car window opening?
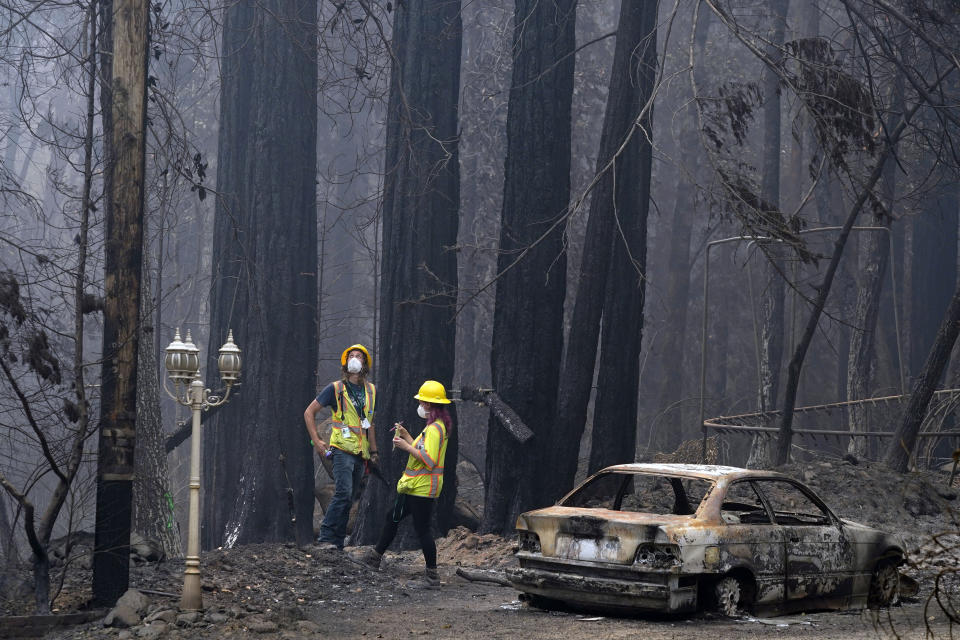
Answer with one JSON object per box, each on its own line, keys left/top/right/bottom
{"left": 561, "top": 472, "right": 712, "bottom": 516}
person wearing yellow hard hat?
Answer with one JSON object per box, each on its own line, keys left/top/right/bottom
{"left": 303, "top": 344, "right": 378, "bottom": 550}
{"left": 350, "top": 380, "right": 452, "bottom": 587}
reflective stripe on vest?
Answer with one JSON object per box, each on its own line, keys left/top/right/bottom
{"left": 400, "top": 421, "right": 447, "bottom": 497}
{"left": 330, "top": 380, "right": 376, "bottom": 457}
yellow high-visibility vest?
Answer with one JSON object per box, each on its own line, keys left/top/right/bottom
{"left": 397, "top": 419, "right": 447, "bottom": 498}
{"left": 329, "top": 380, "right": 376, "bottom": 459}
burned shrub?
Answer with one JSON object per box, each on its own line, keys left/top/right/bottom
{"left": 27, "top": 330, "right": 62, "bottom": 385}
{"left": 0, "top": 271, "right": 27, "bottom": 325}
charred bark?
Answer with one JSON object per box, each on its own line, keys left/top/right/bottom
{"left": 846, "top": 223, "right": 890, "bottom": 458}
{"left": 0, "top": 495, "right": 16, "bottom": 596}
{"left": 746, "top": 0, "right": 789, "bottom": 470}
{"left": 908, "top": 181, "right": 959, "bottom": 378}
{"left": 885, "top": 279, "right": 960, "bottom": 472}
{"left": 133, "top": 265, "right": 181, "bottom": 558}
{"left": 847, "top": 71, "right": 903, "bottom": 457}
{"left": 481, "top": 0, "right": 575, "bottom": 533}
{"left": 92, "top": 0, "right": 149, "bottom": 606}
{"left": 203, "top": 0, "right": 318, "bottom": 548}
{"left": 587, "top": 1, "right": 658, "bottom": 476}
{"left": 846, "top": 111, "right": 898, "bottom": 457}
{"left": 653, "top": 8, "right": 710, "bottom": 454}
{"left": 774, "top": 98, "right": 924, "bottom": 464}
{"left": 352, "top": 0, "right": 461, "bottom": 545}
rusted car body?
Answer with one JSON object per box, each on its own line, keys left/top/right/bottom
{"left": 507, "top": 464, "right": 905, "bottom": 616}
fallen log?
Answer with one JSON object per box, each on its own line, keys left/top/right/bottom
{"left": 0, "top": 611, "right": 106, "bottom": 638}
{"left": 455, "top": 567, "right": 512, "bottom": 587}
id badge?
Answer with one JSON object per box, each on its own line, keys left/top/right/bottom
{"left": 361, "top": 418, "right": 371, "bottom": 429}
{"left": 340, "top": 426, "right": 353, "bottom": 439}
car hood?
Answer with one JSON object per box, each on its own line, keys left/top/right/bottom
{"left": 518, "top": 506, "right": 695, "bottom": 563}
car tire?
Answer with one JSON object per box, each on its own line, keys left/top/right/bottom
{"left": 713, "top": 576, "right": 743, "bottom": 617}
{"left": 868, "top": 560, "right": 900, "bottom": 608}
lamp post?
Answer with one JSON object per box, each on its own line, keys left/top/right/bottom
{"left": 163, "top": 328, "right": 241, "bottom": 611}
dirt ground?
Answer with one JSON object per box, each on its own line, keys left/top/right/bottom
{"left": 13, "top": 540, "right": 954, "bottom": 640}
{"left": 4, "top": 458, "right": 960, "bottom": 639}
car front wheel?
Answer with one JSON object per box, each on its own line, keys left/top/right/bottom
{"left": 713, "top": 576, "right": 743, "bottom": 617}
{"left": 869, "top": 560, "right": 900, "bottom": 608}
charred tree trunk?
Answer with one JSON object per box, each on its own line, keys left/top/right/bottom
{"left": 92, "top": 0, "right": 149, "bottom": 606}
{"left": 748, "top": 256, "right": 785, "bottom": 468}
{"left": 846, "top": 87, "right": 899, "bottom": 457}
{"left": 587, "top": 1, "right": 658, "bottom": 476}
{"left": 481, "top": 0, "right": 575, "bottom": 533}
{"left": 133, "top": 265, "right": 182, "bottom": 558}
{"left": 885, "top": 279, "right": 960, "bottom": 472}
{"left": 846, "top": 222, "right": 891, "bottom": 458}
{"left": 351, "top": 0, "right": 462, "bottom": 545}
{"left": 909, "top": 181, "right": 959, "bottom": 379}
{"left": 774, "top": 95, "right": 925, "bottom": 464}
{"left": 204, "top": 0, "right": 318, "bottom": 547}
{"left": 318, "top": 189, "right": 359, "bottom": 359}
{"left": 653, "top": 7, "right": 710, "bottom": 454}
{"left": 552, "top": 0, "right": 655, "bottom": 493}
{"left": 747, "top": 0, "right": 788, "bottom": 469}
{"left": 0, "top": 495, "right": 16, "bottom": 596}
{"left": 903, "top": 65, "right": 959, "bottom": 381}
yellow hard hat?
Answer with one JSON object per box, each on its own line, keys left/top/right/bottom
{"left": 341, "top": 344, "right": 372, "bottom": 368}
{"left": 414, "top": 380, "right": 451, "bottom": 404}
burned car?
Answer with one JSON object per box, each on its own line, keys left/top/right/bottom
{"left": 507, "top": 464, "right": 906, "bottom": 616}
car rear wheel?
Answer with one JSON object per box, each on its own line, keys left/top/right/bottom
{"left": 869, "top": 560, "right": 900, "bottom": 608}
{"left": 713, "top": 576, "right": 743, "bottom": 617}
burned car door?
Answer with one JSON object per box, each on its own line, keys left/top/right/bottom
{"left": 719, "top": 480, "right": 786, "bottom": 606}
{"left": 754, "top": 479, "right": 854, "bottom": 603}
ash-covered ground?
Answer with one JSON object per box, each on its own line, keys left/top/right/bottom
{"left": 3, "top": 459, "right": 959, "bottom": 639}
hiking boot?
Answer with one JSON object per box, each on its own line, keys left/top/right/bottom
{"left": 405, "top": 567, "right": 441, "bottom": 589}
{"left": 315, "top": 541, "right": 339, "bottom": 551}
{"left": 348, "top": 546, "right": 382, "bottom": 570}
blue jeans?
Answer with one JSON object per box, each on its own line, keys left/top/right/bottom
{"left": 319, "top": 448, "right": 364, "bottom": 547}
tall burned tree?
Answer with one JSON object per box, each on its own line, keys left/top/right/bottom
{"left": 653, "top": 8, "right": 711, "bottom": 454}
{"left": 352, "top": 0, "right": 462, "bottom": 544}
{"left": 588, "top": 1, "right": 658, "bottom": 475}
{"left": 550, "top": 0, "right": 658, "bottom": 492}
{"left": 92, "top": 0, "right": 149, "bottom": 606}
{"left": 747, "top": 0, "right": 789, "bottom": 469}
{"left": 481, "top": 0, "right": 575, "bottom": 533}
{"left": 847, "top": 75, "right": 902, "bottom": 458}
{"left": 203, "top": 0, "right": 317, "bottom": 547}
{"left": 886, "top": 281, "right": 960, "bottom": 472}
{"left": 907, "top": 171, "right": 959, "bottom": 378}
{"left": 133, "top": 265, "right": 181, "bottom": 558}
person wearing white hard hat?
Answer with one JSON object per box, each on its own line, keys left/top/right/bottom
{"left": 303, "top": 344, "right": 378, "bottom": 550}
{"left": 350, "top": 380, "right": 452, "bottom": 587}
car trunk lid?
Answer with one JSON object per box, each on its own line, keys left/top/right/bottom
{"left": 521, "top": 507, "right": 690, "bottom": 564}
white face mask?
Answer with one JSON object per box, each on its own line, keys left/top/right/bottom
{"left": 347, "top": 357, "right": 363, "bottom": 374}
{"left": 417, "top": 405, "right": 428, "bottom": 419}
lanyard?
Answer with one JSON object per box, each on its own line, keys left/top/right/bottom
{"left": 340, "top": 383, "right": 367, "bottom": 421}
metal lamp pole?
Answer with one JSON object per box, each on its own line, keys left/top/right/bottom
{"left": 163, "top": 328, "right": 241, "bottom": 611}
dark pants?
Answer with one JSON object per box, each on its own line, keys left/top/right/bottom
{"left": 319, "top": 448, "right": 364, "bottom": 547}
{"left": 375, "top": 493, "right": 436, "bottom": 568}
